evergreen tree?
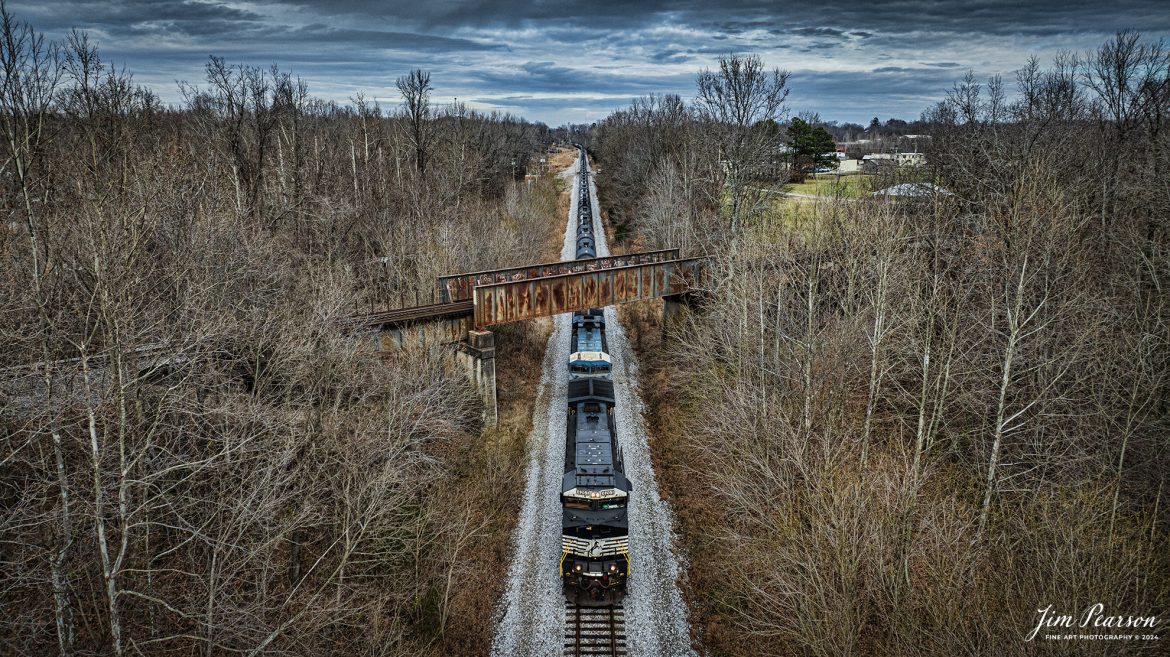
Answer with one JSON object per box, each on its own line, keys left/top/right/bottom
{"left": 788, "top": 117, "right": 838, "bottom": 171}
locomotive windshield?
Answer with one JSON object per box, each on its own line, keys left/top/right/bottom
{"left": 568, "top": 352, "right": 611, "bottom": 377}
{"left": 562, "top": 485, "right": 628, "bottom": 512}
{"left": 562, "top": 497, "right": 626, "bottom": 511}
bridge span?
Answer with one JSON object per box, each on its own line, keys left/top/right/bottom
{"left": 344, "top": 250, "right": 707, "bottom": 426}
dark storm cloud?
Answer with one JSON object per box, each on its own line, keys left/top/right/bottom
{"left": 476, "top": 61, "right": 691, "bottom": 96}
{"left": 20, "top": 1, "right": 502, "bottom": 53}
{"left": 787, "top": 67, "right": 963, "bottom": 120}
{"left": 478, "top": 61, "right": 589, "bottom": 93}
{"left": 788, "top": 27, "right": 848, "bottom": 38}
{"left": 715, "top": 19, "right": 775, "bottom": 35}
{"left": 254, "top": 0, "right": 1170, "bottom": 39}
{"left": 8, "top": 0, "right": 1170, "bottom": 125}
{"left": 16, "top": 0, "right": 264, "bottom": 33}
{"left": 650, "top": 50, "right": 694, "bottom": 65}
{"left": 273, "top": 25, "right": 504, "bottom": 53}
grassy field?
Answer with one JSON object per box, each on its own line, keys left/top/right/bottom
{"left": 783, "top": 173, "right": 874, "bottom": 198}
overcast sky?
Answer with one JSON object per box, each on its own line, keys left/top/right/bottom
{"left": 11, "top": 1, "right": 1170, "bottom": 126}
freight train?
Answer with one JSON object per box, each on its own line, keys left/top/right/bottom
{"left": 560, "top": 146, "right": 631, "bottom": 605}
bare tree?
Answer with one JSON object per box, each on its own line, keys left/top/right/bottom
{"left": 181, "top": 58, "right": 292, "bottom": 221}
{"left": 0, "top": 5, "right": 73, "bottom": 654}
{"left": 693, "top": 54, "right": 790, "bottom": 234}
{"left": 0, "top": 15, "right": 553, "bottom": 653}
{"left": 597, "top": 34, "right": 1170, "bottom": 657}
{"left": 397, "top": 68, "right": 433, "bottom": 175}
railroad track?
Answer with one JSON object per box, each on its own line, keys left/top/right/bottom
{"left": 337, "top": 299, "right": 474, "bottom": 331}
{"left": 564, "top": 601, "right": 626, "bottom": 657}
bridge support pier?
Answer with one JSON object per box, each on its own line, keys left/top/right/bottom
{"left": 457, "top": 330, "right": 498, "bottom": 428}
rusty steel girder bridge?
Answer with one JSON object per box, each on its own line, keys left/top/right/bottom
{"left": 436, "top": 249, "right": 680, "bottom": 305}
{"left": 470, "top": 256, "right": 702, "bottom": 328}
{"left": 344, "top": 249, "right": 708, "bottom": 426}
{"left": 347, "top": 249, "right": 705, "bottom": 334}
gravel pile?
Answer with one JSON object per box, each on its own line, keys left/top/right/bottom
{"left": 491, "top": 156, "right": 696, "bottom": 657}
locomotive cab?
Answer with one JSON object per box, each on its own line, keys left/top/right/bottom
{"left": 560, "top": 478, "right": 631, "bottom": 605}
{"left": 560, "top": 397, "right": 630, "bottom": 605}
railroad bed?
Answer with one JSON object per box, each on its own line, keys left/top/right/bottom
{"left": 564, "top": 601, "right": 626, "bottom": 657}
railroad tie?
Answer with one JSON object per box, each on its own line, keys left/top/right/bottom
{"left": 563, "top": 600, "right": 626, "bottom": 657}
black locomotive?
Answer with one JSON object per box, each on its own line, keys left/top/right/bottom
{"left": 560, "top": 146, "right": 630, "bottom": 605}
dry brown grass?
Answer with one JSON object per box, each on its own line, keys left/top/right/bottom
{"left": 617, "top": 301, "right": 725, "bottom": 651}
{"left": 548, "top": 146, "right": 579, "bottom": 172}
{"left": 436, "top": 316, "right": 551, "bottom": 656}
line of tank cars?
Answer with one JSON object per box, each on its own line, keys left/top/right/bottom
{"left": 559, "top": 145, "right": 631, "bottom": 606}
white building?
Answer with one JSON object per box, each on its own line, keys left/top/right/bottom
{"left": 895, "top": 152, "right": 926, "bottom": 167}
{"left": 861, "top": 152, "right": 926, "bottom": 170}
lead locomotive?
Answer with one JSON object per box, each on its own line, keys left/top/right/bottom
{"left": 560, "top": 146, "right": 630, "bottom": 605}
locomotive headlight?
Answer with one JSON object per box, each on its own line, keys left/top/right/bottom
{"left": 609, "top": 564, "right": 617, "bottom": 572}
{"left": 574, "top": 564, "right": 582, "bottom": 572}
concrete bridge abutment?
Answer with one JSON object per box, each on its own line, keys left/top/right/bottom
{"left": 457, "top": 330, "right": 498, "bottom": 428}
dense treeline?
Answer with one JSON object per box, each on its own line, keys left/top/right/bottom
{"left": 0, "top": 5, "right": 554, "bottom": 655}
{"left": 590, "top": 93, "right": 721, "bottom": 247}
{"left": 600, "top": 37, "right": 1169, "bottom": 655}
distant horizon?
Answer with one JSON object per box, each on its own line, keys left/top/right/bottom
{"left": 11, "top": 1, "right": 1170, "bottom": 127}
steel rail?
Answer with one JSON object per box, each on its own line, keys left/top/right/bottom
{"left": 338, "top": 299, "right": 474, "bottom": 331}
{"left": 563, "top": 601, "right": 626, "bottom": 657}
